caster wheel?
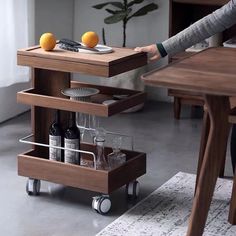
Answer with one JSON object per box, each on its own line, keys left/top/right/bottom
{"left": 26, "top": 178, "right": 41, "bottom": 196}
{"left": 92, "top": 195, "right": 111, "bottom": 214}
{"left": 126, "top": 180, "right": 140, "bottom": 199}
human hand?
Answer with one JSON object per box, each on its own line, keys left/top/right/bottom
{"left": 134, "top": 44, "right": 161, "bottom": 62}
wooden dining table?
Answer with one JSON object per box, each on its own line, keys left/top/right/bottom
{"left": 141, "top": 47, "right": 236, "bottom": 236}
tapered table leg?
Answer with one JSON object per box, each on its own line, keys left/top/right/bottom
{"left": 187, "top": 95, "right": 230, "bottom": 236}
{"left": 195, "top": 110, "right": 210, "bottom": 195}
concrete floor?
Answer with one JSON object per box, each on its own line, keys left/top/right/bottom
{"left": 0, "top": 101, "right": 233, "bottom": 236}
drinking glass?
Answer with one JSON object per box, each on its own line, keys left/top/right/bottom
{"left": 89, "top": 115, "right": 100, "bottom": 143}
{"left": 76, "top": 112, "right": 88, "bottom": 141}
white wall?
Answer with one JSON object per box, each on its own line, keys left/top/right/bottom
{"left": 35, "top": 0, "right": 74, "bottom": 41}
{"left": 73, "top": 0, "right": 171, "bottom": 102}
{"left": 0, "top": 84, "right": 30, "bottom": 123}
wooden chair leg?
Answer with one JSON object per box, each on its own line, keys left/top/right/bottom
{"left": 229, "top": 170, "right": 236, "bottom": 224}
{"left": 174, "top": 97, "right": 181, "bottom": 120}
{"left": 191, "top": 105, "right": 197, "bottom": 118}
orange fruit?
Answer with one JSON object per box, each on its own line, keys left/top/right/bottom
{"left": 39, "top": 33, "right": 56, "bottom": 51}
{"left": 81, "top": 31, "right": 99, "bottom": 48}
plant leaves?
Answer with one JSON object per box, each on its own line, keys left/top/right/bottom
{"left": 104, "top": 12, "right": 127, "bottom": 24}
{"left": 127, "top": 0, "right": 144, "bottom": 8}
{"left": 105, "top": 8, "right": 116, "bottom": 14}
{"left": 128, "top": 3, "right": 158, "bottom": 18}
{"left": 92, "top": 2, "right": 124, "bottom": 10}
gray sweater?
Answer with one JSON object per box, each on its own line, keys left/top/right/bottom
{"left": 162, "top": 0, "right": 236, "bottom": 57}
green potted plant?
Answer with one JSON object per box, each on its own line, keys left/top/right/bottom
{"left": 92, "top": 0, "right": 158, "bottom": 47}
{"left": 92, "top": 0, "right": 158, "bottom": 111}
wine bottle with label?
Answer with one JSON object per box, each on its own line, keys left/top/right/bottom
{"left": 49, "top": 110, "right": 63, "bottom": 162}
{"left": 64, "top": 112, "right": 80, "bottom": 165}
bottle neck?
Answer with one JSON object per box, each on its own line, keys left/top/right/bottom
{"left": 69, "top": 112, "right": 76, "bottom": 127}
{"left": 55, "top": 110, "right": 60, "bottom": 124}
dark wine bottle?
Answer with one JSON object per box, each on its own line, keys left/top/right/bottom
{"left": 49, "top": 110, "right": 63, "bottom": 162}
{"left": 64, "top": 112, "right": 80, "bottom": 164}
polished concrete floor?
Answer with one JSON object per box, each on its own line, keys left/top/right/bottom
{"left": 0, "top": 101, "right": 233, "bottom": 236}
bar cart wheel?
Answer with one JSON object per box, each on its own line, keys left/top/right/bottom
{"left": 26, "top": 178, "right": 41, "bottom": 196}
{"left": 92, "top": 195, "right": 111, "bottom": 214}
{"left": 126, "top": 180, "right": 140, "bottom": 199}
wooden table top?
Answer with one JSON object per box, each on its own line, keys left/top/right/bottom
{"left": 17, "top": 44, "right": 147, "bottom": 77}
{"left": 172, "top": 0, "right": 229, "bottom": 6}
{"left": 142, "top": 47, "right": 236, "bottom": 97}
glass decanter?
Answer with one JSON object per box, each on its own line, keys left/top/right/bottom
{"left": 107, "top": 136, "right": 126, "bottom": 169}
{"left": 89, "top": 115, "right": 100, "bottom": 144}
{"left": 95, "top": 128, "right": 109, "bottom": 170}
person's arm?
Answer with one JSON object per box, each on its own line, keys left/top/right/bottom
{"left": 163, "top": 0, "right": 236, "bottom": 56}
{"left": 135, "top": 0, "right": 236, "bottom": 60}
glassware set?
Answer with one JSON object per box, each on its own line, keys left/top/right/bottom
{"left": 61, "top": 87, "right": 129, "bottom": 170}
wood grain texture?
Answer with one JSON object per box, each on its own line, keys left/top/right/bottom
{"left": 171, "top": 0, "right": 229, "bottom": 6}
{"left": 170, "top": 51, "right": 197, "bottom": 62}
{"left": 143, "top": 48, "right": 236, "bottom": 97}
{"left": 195, "top": 111, "right": 210, "bottom": 196}
{"left": 32, "top": 69, "right": 70, "bottom": 156}
{"left": 17, "top": 45, "right": 147, "bottom": 77}
{"left": 196, "top": 110, "right": 227, "bottom": 191}
{"left": 18, "top": 144, "right": 146, "bottom": 194}
{"left": 187, "top": 95, "right": 230, "bottom": 236}
{"left": 18, "top": 150, "right": 109, "bottom": 193}
{"left": 17, "top": 81, "right": 146, "bottom": 117}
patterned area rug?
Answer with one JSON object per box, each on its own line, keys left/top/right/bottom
{"left": 96, "top": 172, "right": 236, "bottom": 236}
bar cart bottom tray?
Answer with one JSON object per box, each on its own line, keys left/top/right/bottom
{"left": 18, "top": 143, "right": 146, "bottom": 214}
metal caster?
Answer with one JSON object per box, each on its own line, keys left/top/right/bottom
{"left": 92, "top": 195, "right": 111, "bottom": 214}
{"left": 26, "top": 178, "right": 41, "bottom": 196}
{"left": 126, "top": 180, "right": 140, "bottom": 199}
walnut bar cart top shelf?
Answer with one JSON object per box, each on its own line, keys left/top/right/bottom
{"left": 17, "top": 44, "right": 147, "bottom": 77}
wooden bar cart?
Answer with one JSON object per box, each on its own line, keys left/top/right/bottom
{"left": 17, "top": 44, "right": 147, "bottom": 214}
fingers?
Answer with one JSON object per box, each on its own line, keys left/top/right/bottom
{"left": 134, "top": 46, "right": 152, "bottom": 53}
{"left": 134, "top": 45, "right": 161, "bottom": 63}
{"left": 134, "top": 44, "right": 158, "bottom": 55}
{"left": 149, "top": 54, "right": 161, "bottom": 62}
{"left": 134, "top": 47, "right": 141, "bottom": 52}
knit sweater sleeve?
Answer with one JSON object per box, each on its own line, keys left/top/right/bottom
{"left": 162, "top": 0, "right": 236, "bottom": 57}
